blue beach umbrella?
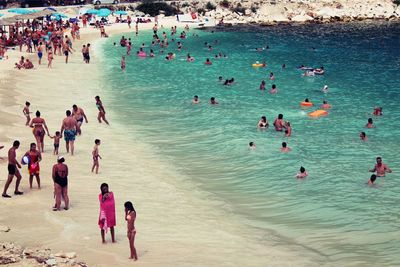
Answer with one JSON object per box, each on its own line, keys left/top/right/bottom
{"left": 97, "top": 8, "right": 111, "bottom": 17}
{"left": 114, "top": 10, "right": 127, "bottom": 15}
{"left": 8, "top": 8, "right": 36, "bottom": 14}
{"left": 86, "top": 9, "right": 99, "bottom": 15}
{"left": 44, "top": 7, "right": 57, "bottom": 11}
{"left": 51, "top": 13, "right": 68, "bottom": 20}
{"left": 0, "top": 13, "right": 3, "bottom": 17}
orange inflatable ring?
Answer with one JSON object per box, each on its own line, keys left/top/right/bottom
{"left": 300, "top": 102, "right": 313, "bottom": 107}
{"left": 308, "top": 110, "right": 328, "bottom": 117}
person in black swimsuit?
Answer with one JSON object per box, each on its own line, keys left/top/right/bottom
{"left": 52, "top": 156, "right": 69, "bottom": 211}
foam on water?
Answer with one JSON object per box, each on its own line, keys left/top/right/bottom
{"left": 98, "top": 22, "right": 400, "bottom": 266}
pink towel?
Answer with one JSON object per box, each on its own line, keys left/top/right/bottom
{"left": 98, "top": 192, "right": 116, "bottom": 230}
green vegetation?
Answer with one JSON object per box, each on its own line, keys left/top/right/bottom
{"left": 136, "top": 2, "right": 178, "bottom": 16}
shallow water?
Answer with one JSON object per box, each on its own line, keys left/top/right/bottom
{"left": 99, "top": 22, "right": 400, "bottom": 266}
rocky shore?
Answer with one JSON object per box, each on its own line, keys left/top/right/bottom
{"left": 0, "top": 238, "right": 87, "bottom": 267}
{"left": 174, "top": 0, "right": 400, "bottom": 25}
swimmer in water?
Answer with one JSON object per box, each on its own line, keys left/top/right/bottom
{"left": 249, "top": 142, "right": 256, "bottom": 150}
{"left": 369, "top": 157, "right": 392, "bottom": 177}
{"left": 259, "top": 80, "right": 266, "bottom": 90}
{"left": 296, "top": 166, "right": 308, "bottom": 179}
{"left": 186, "top": 53, "right": 194, "bottom": 62}
{"left": 322, "top": 85, "right": 328, "bottom": 93}
{"left": 273, "top": 114, "right": 284, "bottom": 131}
{"left": 209, "top": 97, "right": 219, "bottom": 105}
{"left": 366, "top": 118, "right": 375, "bottom": 128}
{"left": 321, "top": 100, "right": 331, "bottom": 109}
{"left": 258, "top": 116, "right": 269, "bottom": 129}
{"left": 282, "top": 64, "right": 286, "bottom": 69}
{"left": 192, "top": 95, "right": 200, "bottom": 104}
{"left": 269, "top": 84, "right": 277, "bottom": 94}
{"left": 269, "top": 72, "right": 275, "bottom": 80}
{"left": 205, "top": 58, "right": 212, "bottom": 65}
{"left": 360, "top": 132, "right": 368, "bottom": 141}
{"left": 281, "top": 142, "right": 291, "bottom": 152}
{"left": 218, "top": 76, "right": 223, "bottom": 82}
{"left": 121, "top": 56, "right": 126, "bottom": 70}
{"left": 373, "top": 107, "right": 383, "bottom": 116}
{"left": 284, "top": 121, "right": 291, "bottom": 137}
{"left": 367, "top": 174, "right": 377, "bottom": 186}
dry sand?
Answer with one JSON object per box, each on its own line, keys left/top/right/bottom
{"left": 0, "top": 18, "right": 327, "bottom": 266}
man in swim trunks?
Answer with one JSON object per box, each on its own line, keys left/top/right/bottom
{"left": 369, "top": 157, "right": 392, "bottom": 177}
{"left": 72, "top": 104, "right": 88, "bottom": 135}
{"left": 2, "top": 141, "right": 23, "bottom": 198}
{"left": 273, "top": 114, "right": 284, "bottom": 131}
{"left": 61, "top": 110, "right": 78, "bottom": 156}
{"left": 37, "top": 42, "right": 44, "bottom": 65}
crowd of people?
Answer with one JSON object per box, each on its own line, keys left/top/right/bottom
{"left": 0, "top": 16, "right": 138, "bottom": 260}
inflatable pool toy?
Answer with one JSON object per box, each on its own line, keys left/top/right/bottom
{"left": 138, "top": 51, "right": 147, "bottom": 57}
{"left": 22, "top": 155, "right": 30, "bottom": 165}
{"left": 300, "top": 102, "right": 313, "bottom": 107}
{"left": 252, "top": 63, "right": 265, "bottom": 68}
{"left": 308, "top": 110, "right": 328, "bottom": 117}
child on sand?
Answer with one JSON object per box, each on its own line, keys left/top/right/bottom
{"left": 23, "top": 101, "right": 31, "bottom": 126}
{"left": 92, "top": 139, "right": 102, "bottom": 174}
{"left": 49, "top": 131, "right": 61, "bottom": 155}
{"left": 125, "top": 201, "right": 137, "bottom": 261}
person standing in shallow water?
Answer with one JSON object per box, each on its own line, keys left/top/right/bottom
{"left": 125, "top": 201, "right": 137, "bottom": 261}
{"left": 98, "top": 183, "right": 116, "bottom": 243}
{"left": 95, "top": 96, "right": 110, "bottom": 125}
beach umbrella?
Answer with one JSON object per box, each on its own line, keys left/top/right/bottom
{"left": 8, "top": 8, "right": 36, "bottom": 14}
{"left": 44, "top": 7, "right": 57, "bottom": 11}
{"left": 51, "top": 13, "right": 68, "bottom": 20}
{"left": 97, "top": 8, "right": 111, "bottom": 17}
{"left": 69, "top": 18, "right": 79, "bottom": 23}
{"left": 86, "top": 9, "right": 99, "bottom": 15}
{"left": 0, "top": 14, "right": 3, "bottom": 17}
{"left": 114, "top": 10, "right": 127, "bottom": 15}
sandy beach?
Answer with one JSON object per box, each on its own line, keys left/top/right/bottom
{"left": 0, "top": 18, "right": 330, "bottom": 266}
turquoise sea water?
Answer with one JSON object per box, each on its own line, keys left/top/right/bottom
{"left": 99, "top": 22, "right": 400, "bottom": 266}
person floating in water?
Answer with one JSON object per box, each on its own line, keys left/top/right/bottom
{"left": 269, "top": 84, "right": 277, "bottom": 94}
{"left": 259, "top": 80, "right": 266, "bottom": 90}
{"left": 258, "top": 116, "right": 269, "bottom": 129}
{"left": 281, "top": 142, "right": 291, "bottom": 152}
{"left": 209, "top": 97, "right": 219, "bottom": 105}
{"left": 321, "top": 100, "right": 331, "bottom": 109}
{"left": 367, "top": 174, "right": 377, "bottom": 186}
{"left": 249, "top": 142, "right": 256, "bottom": 150}
{"left": 366, "top": 118, "right": 375, "bottom": 128}
{"left": 359, "top": 132, "right": 368, "bottom": 141}
{"left": 192, "top": 95, "right": 200, "bottom": 104}
{"left": 369, "top": 157, "right": 392, "bottom": 177}
{"left": 322, "top": 85, "right": 328, "bottom": 93}
{"left": 373, "top": 107, "right": 383, "bottom": 116}
{"left": 296, "top": 166, "right": 308, "bottom": 179}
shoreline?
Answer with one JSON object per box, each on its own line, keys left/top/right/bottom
{"left": 0, "top": 20, "right": 328, "bottom": 266}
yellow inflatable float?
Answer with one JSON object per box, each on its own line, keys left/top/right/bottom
{"left": 252, "top": 62, "right": 265, "bottom": 68}
{"left": 308, "top": 110, "right": 328, "bottom": 117}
